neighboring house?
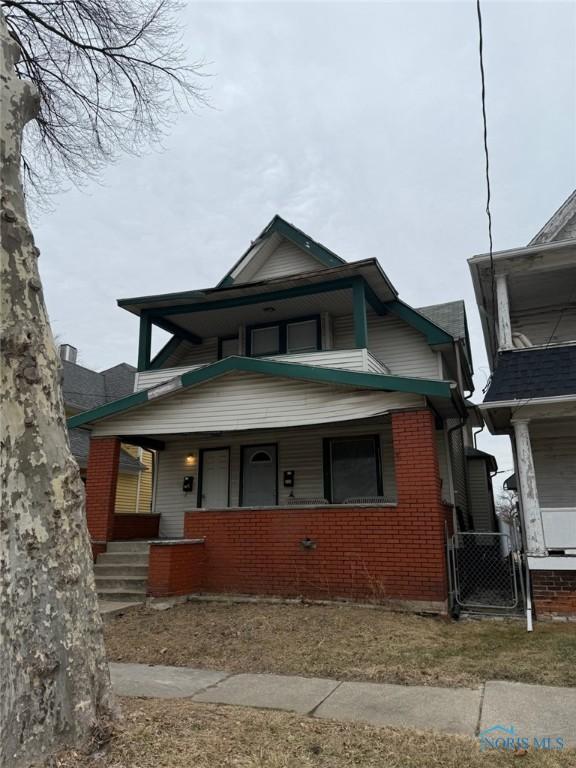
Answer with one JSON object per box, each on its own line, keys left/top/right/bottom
{"left": 71, "top": 215, "right": 493, "bottom": 608}
{"left": 60, "top": 344, "right": 154, "bottom": 515}
{"left": 469, "top": 190, "right": 576, "bottom": 620}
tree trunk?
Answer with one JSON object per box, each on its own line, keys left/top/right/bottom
{"left": 0, "top": 13, "right": 114, "bottom": 767}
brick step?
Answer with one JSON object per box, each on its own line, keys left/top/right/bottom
{"left": 95, "top": 576, "right": 147, "bottom": 592}
{"left": 96, "top": 552, "right": 149, "bottom": 566}
{"left": 106, "top": 541, "right": 151, "bottom": 553}
{"left": 94, "top": 564, "right": 148, "bottom": 578}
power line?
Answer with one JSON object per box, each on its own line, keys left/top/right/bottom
{"left": 476, "top": 0, "right": 498, "bottom": 359}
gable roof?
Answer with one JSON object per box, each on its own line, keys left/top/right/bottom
{"left": 529, "top": 189, "right": 576, "bottom": 245}
{"left": 68, "top": 355, "right": 464, "bottom": 430}
{"left": 217, "top": 215, "right": 347, "bottom": 287}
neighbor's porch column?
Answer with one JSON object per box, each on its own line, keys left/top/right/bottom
{"left": 496, "top": 273, "right": 513, "bottom": 351}
{"left": 512, "top": 419, "right": 546, "bottom": 556}
{"left": 352, "top": 277, "right": 368, "bottom": 348}
{"left": 85, "top": 437, "right": 121, "bottom": 557}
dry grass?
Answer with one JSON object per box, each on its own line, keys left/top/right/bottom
{"left": 104, "top": 601, "right": 576, "bottom": 688}
{"left": 53, "top": 698, "right": 575, "bottom": 768}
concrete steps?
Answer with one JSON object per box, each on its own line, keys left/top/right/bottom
{"left": 95, "top": 541, "right": 150, "bottom": 602}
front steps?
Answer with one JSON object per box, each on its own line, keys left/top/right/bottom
{"left": 95, "top": 541, "right": 150, "bottom": 602}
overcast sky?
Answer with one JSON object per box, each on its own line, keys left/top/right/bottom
{"left": 35, "top": 0, "right": 575, "bottom": 484}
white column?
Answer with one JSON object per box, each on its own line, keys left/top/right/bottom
{"left": 496, "top": 273, "right": 513, "bottom": 350}
{"left": 512, "top": 419, "right": 546, "bottom": 556}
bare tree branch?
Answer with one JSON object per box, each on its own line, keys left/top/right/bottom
{"left": 2, "top": 0, "right": 206, "bottom": 202}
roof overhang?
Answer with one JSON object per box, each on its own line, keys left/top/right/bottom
{"left": 468, "top": 239, "right": 576, "bottom": 365}
{"left": 478, "top": 393, "right": 576, "bottom": 434}
{"left": 67, "top": 356, "right": 466, "bottom": 431}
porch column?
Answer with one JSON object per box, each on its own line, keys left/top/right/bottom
{"left": 512, "top": 419, "right": 546, "bottom": 556}
{"left": 391, "top": 410, "right": 443, "bottom": 507}
{"left": 85, "top": 437, "right": 121, "bottom": 552}
{"left": 352, "top": 278, "right": 368, "bottom": 348}
{"left": 138, "top": 311, "right": 152, "bottom": 370}
{"left": 496, "top": 273, "right": 513, "bottom": 351}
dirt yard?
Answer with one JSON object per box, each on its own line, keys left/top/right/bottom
{"left": 54, "top": 697, "right": 574, "bottom": 768}
{"left": 104, "top": 601, "right": 576, "bottom": 687}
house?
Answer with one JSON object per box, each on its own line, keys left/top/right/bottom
{"left": 60, "top": 344, "right": 155, "bottom": 518}
{"left": 70, "top": 215, "right": 491, "bottom": 610}
{"left": 469, "top": 190, "right": 576, "bottom": 620}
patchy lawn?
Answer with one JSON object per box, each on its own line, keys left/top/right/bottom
{"left": 54, "top": 698, "right": 574, "bottom": 768}
{"left": 104, "top": 601, "right": 576, "bottom": 688}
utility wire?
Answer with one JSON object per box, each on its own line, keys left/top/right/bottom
{"left": 476, "top": 0, "right": 498, "bottom": 359}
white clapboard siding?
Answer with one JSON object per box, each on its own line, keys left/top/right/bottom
{"left": 155, "top": 419, "right": 398, "bottom": 537}
{"left": 532, "top": 433, "right": 576, "bottom": 508}
{"left": 164, "top": 337, "right": 219, "bottom": 369}
{"left": 435, "top": 430, "right": 452, "bottom": 504}
{"left": 240, "top": 240, "right": 322, "bottom": 283}
{"left": 93, "top": 372, "right": 424, "bottom": 437}
{"left": 467, "top": 460, "right": 495, "bottom": 531}
{"left": 135, "top": 349, "right": 390, "bottom": 392}
{"left": 332, "top": 310, "right": 439, "bottom": 379}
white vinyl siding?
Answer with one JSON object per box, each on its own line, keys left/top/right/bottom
{"left": 467, "top": 460, "right": 496, "bottom": 531}
{"left": 247, "top": 241, "right": 322, "bottom": 282}
{"left": 531, "top": 420, "right": 576, "bottom": 507}
{"left": 163, "top": 336, "right": 218, "bottom": 368}
{"left": 94, "top": 371, "right": 424, "bottom": 436}
{"left": 332, "top": 310, "right": 439, "bottom": 379}
{"left": 154, "top": 419, "right": 397, "bottom": 537}
{"left": 134, "top": 349, "right": 390, "bottom": 391}
{"left": 435, "top": 431, "right": 452, "bottom": 504}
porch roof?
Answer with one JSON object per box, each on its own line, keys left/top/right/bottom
{"left": 67, "top": 356, "right": 466, "bottom": 431}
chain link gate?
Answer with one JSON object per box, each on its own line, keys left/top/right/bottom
{"left": 447, "top": 531, "right": 525, "bottom": 613}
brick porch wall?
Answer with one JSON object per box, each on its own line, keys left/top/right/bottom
{"left": 183, "top": 410, "right": 450, "bottom": 610}
{"left": 532, "top": 570, "right": 576, "bottom": 620}
{"left": 85, "top": 437, "right": 120, "bottom": 557}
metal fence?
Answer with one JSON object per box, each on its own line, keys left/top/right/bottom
{"left": 447, "top": 531, "right": 523, "bottom": 612}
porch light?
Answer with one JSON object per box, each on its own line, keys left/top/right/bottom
{"left": 185, "top": 453, "right": 197, "bottom": 467}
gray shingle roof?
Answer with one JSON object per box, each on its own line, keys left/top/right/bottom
{"left": 484, "top": 346, "right": 576, "bottom": 402}
{"left": 417, "top": 300, "right": 467, "bottom": 340}
{"left": 63, "top": 359, "right": 141, "bottom": 471}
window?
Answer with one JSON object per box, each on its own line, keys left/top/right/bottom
{"left": 324, "top": 436, "right": 382, "bottom": 504}
{"left": 251, "top": 326, "right": 280, "bottom": 356}
{"left": 248, "top": 316, "right": 320, "bottom": 357}
{"left": 250, "top": 451, "right": 272, "bottom": 463}
{"left": 218, "top": 336, "right": 239, "bottom": 359}
{"left": 287, "top": 319, "right": 318, "bottom": 353}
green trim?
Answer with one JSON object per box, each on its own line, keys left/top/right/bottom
{"left": 149, "top": 315, "right": 202, "bottom": 346}
{"left": 66, "top": 356, "right": 455, "bottom": 430}
{"left": 352, "top": 278, "right": 368, "bottom": 348}
{"left": 138, "top": 313, "right": 152, "bottom": 370}
{"left": 140, "top": 277, "right": 359, "bottom": 317}
{"left": 149, "top": 336, "right": 181, "bottom": 370}
{"left": 384, "top": 300, "right": 453, "bottom": 345}
{"left": 68, "top": 389, "right": 149, "bottom": 428}
{"left": 217, "top": 215, "right": 346, "bottom": 288}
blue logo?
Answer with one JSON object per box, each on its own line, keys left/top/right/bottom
{"left": 479, "top": 724, "right": 565, "bottom": 751}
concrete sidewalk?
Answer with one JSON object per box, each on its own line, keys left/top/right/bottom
{"left": 110, "top": 662, "right": 576, "bottom": 744}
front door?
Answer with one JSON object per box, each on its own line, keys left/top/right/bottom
{"left": 199, "top": 449, "right": 230, "bottom": 508}
{"left": 241, "top": 444, "right": 277, "bottom": 506}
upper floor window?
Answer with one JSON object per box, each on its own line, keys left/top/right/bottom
{"left": 248, "top": 316, "right": 321, "bottom": 357}
{"left": 218, "top": 336, "right": 240, "bottom": 359}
